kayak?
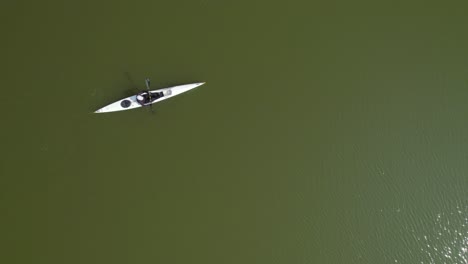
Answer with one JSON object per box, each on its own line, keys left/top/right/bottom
{"left": 95, "top": 82, "right": 205, "bottom": 113}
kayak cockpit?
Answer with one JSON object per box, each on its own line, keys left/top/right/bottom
{"left": 136, "top": 91, "right": 164, "bottom": 105}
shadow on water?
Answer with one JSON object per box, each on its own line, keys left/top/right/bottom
{"left": 124, "top": 71, "right": 141, "bottom": 94}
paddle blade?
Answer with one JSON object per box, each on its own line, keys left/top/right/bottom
{"left": 145, "top": 78, "right": 151, "bottom": 90}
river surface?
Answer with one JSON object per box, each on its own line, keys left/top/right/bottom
{"left": 1, "top": 1, "right": 467, "bottom": 263}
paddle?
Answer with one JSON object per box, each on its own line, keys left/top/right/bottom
{"left": 145, "top": 78, "right": 154, "bottom": 113}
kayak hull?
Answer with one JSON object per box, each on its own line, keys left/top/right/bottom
{"left": 95, "top": 82, "right": 204, "bottom": 113}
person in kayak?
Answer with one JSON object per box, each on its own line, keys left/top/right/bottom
{"left": 136, "top": 92, "right": 152, "bottom": 105}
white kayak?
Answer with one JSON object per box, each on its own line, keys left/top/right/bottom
{"left": 95, "top": 82, "right": 205, "bottom": 113}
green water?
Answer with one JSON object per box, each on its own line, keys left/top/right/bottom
{"left": 1, "top": 1, "right": 467, "bottom": 263}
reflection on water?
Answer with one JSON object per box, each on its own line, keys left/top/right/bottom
{"left": 409, "top": 205, "right": 467, "bottom": 263}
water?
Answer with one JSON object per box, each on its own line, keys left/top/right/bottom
{"left": 1, "top": 1, "right": 467, "bottom": 263}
